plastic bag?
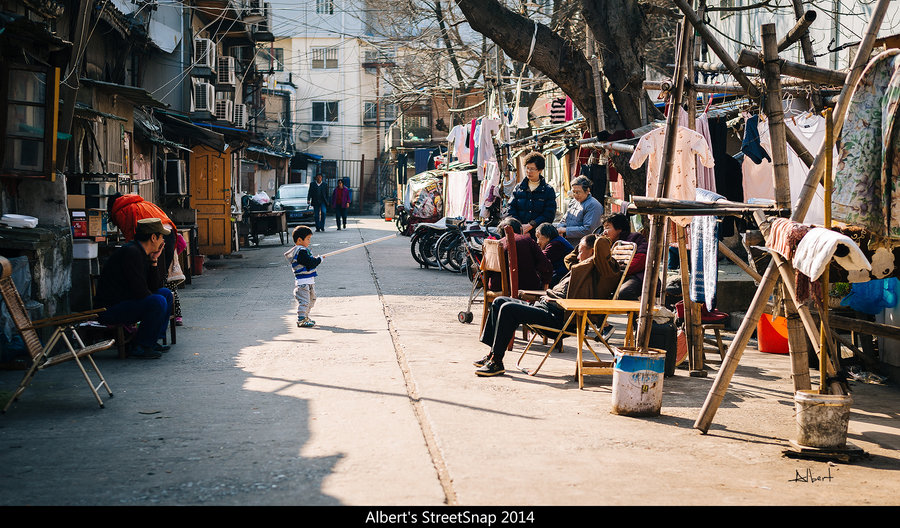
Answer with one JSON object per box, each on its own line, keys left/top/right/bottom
{"left": 840, "top": 277, "right": 900, "bottom": 315}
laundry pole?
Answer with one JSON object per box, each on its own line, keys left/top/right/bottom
{"left": 691, "top": 0, "right": 893, "bottom": 433}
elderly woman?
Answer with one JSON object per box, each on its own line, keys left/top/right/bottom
{"left": 507, "top": 152, "right": 557, "bottom": 236}
{"left": 556, "top": 175, "right": 604, "bottom": 246}
{"left": 536, "top": 222, "right": 574, "bottom": 287}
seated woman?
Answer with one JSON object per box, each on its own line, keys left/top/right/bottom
{"left": 600, "top": 212, "right": 649, "bottom": 301}
{"left": 486, "top": 217, "right": 553, "bottom": 293}
{"left": 535, "top": 222, "right": 574, "bottom": 287}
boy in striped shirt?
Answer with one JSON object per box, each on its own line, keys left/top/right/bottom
{"left": 285, "top": 225, "right": 324, "bottom": 327}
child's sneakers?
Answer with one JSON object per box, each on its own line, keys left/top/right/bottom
{"left": 297, "top": 317, "right": 316, "bottom": 328}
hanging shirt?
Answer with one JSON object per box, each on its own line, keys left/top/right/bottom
{"left": 446, "top": 125, "right": 470, "bottom": 163}
{"left": 629, "top": 125, "right": 715, "bottom": 226}
{"left": 741, "top": 117, "right": 829, "bottom": 226}
{"left": 445, "top": 170, "right": 474, "bottom": 221}
{"left": 478, "top": 118, "right": 502, "bottom": 181}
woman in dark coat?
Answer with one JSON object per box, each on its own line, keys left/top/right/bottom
{"left": 507, "top": 152, "right": 557, "bottom": 236}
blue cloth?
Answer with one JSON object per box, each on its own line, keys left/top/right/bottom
{"left": 741, "top": 115, "right": 771, "bottom": 165}
{"left": 690, "top": 188, "right": 726, "bottom": 310}
{"left": 414, "top": 149, "right": 431, "bottom": 174}
{"left": 558, "top": 195, "right": 603, "bottom": 244}
{"left": 841, "top": 278, "right": 900, "bottom": 315}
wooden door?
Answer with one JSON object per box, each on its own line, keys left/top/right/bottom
{"left": 190, "top": 145, "right": 233, "bottom": 255}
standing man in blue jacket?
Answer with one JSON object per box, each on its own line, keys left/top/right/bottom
{"left": 507, "top": 152, "right": 557, "bottom": 237}
{"left": 556, "top": 175, "right": 604, "bottom": 246}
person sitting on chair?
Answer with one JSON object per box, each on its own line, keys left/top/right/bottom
{"left": 535, "top": 222, "right": 574, "bottom": 287}
{"left": 600, "top": 212, "right": 649, "bottom": 301}
{"left": 95, "top": 218, "right": 174, "bottom": 359}
{"left": 556, "top": 175, "right": 604, "bottom": 246}
{"left": 474, "top": 234, "right": 620, "bottom": 377}
{"left": 486, "top": 217, "right": 553, "bottom": 293}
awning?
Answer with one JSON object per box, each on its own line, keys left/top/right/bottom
{"left": 154, "top": 111, "right": 226, "bottom": 151}
{"left": 295, "top": 152, "right": 323, "bottom": 160}
{"left": 80, "top": 78, "right": 168, "bottom": 109}
{"left": 246, "top": 145, "right": 292, "bottom": 158}
{"left": 74, "top": 102, "right": 128, "bottom": 122}
{"left": 132, "top": 108, "right": 191, "bottom": 152}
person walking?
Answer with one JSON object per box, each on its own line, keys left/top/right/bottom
{"left": 331, "top": 179, "right": 351, "bottom": 231}
{"left": 308, "top": 174, "right": 329, "bottom": 232}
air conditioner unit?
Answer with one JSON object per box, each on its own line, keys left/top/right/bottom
{"left": 194, "top": 38, "right": 215, "bottom": 69}
{"left": 310, "top": 124, "right": 330, "bottom": 138}
{"left": 246, "top": 0, "right": 264, "bottom": 16}
{"left": 193, "top": 82, "right": 215, "bottom": 112}
{"left": 215, "top": 99, "right": 235, "bottom": 122}
{"left": 217, "top": 56, "right": 236, "bottom": 85}
{"left": 165, "top": 159, "right": 187, "bottom": 195}
{"left": 234, "top": 104, "right": 247, "bottom": 128}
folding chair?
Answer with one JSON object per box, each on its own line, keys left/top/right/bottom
{"left": 0, "top": 256, "right": 114, "bottom": 412}
{"left": 515, "top": 240, "right": 636, "bottom": 376}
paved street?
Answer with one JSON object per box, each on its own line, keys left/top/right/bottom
{"left": 1, "top": 216, "right": 899, "bottom": 507}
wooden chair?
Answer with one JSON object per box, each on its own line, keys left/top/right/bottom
{"left": 0, "top": 256, "right": 114, "bottom": 412}
{"left": 479, "top": 225, "right": 519, "bottom": 334}
{"left": 515, "top": 239, "right": 636, "bottom": 376}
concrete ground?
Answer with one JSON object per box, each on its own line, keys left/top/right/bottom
{"left": 0, "top": 216, "right": 898, "bottom": 506}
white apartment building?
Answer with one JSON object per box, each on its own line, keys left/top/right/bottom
{"left": 267, "top": 0, "right": 393, "bottom": 188}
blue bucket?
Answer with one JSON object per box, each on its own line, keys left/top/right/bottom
{"left": 611, "top": 347, "right": 666, "bottom": 416}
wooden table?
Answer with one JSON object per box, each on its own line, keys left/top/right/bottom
{"left": 551, "top": 299, "right": 643, "bottom": 389}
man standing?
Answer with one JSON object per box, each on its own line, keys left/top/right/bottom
{"left": 308, "top": 174, "right": 329, "bottom": 232}
{"left": 556, "top": 175, "right": 603, "bottom": 246}
{"left": 95, "top": 218, "right": 174, "bottom": 359}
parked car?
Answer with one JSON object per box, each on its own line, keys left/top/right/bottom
{"left": 273, "top": 183, "right": 315, "bottom": 226}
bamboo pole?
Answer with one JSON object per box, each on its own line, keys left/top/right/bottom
{"left": 635, "top": 17, "right": 693, "bottom": 352}
{"left": 762, "top": 24, "right": 792, "bottom": 209}
{"left": 692, "top": 0, "right": 892, "bottom": 433}
{"left": 718, "top": 241, "right": 762, "bottom": 282}
{"left": 820, "top": 107, "right": 833, "bottom": 393}
{"left": 777, "top": 10, "right": 817, "bottom": 54}
{"left": 737, "top": 49, "right": 847, "bottom": 86}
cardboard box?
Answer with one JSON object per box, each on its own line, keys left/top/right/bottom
{"left": 67, "top": 194, "right": 86, "bottom": 209}
{"left": 87, "top": 209, "right": 104, "bottom": 237}
{"left": 71, "top": 211, "right": 87, "bottom": 238}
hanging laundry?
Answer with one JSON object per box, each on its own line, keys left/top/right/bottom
{"left": 478, "top": 118, "right": 502, "bottom": 181}
{"left": 690, "top": 188, "right": 726, "bottom": 310}
{"left": 793, "top": 227, "right": 871, "bottom": 281}
{"left": 480, "top": 161, "right": 501, "bottom": 219}
{"left": 469, "top": 119, "right": 477, "bottom": 164}
{"left": 414, "top": 148, "right": 431, "bottom": 174}
{"left": 446, "top": 170, "right": 474, "bottom": 221}
{"left": 549, "top": 97, "right": 567, "bottom": 123}
{"left": 707, "top": 116, "right": 743, "bottom": 237}
{"left": 840, "top": 277, "right": 900, "bottom": 315}
{"left": 629, "top": 125, "right": 715, "bottom": 226}
{"left": 833, "top": 49, "right": 900, "bottom": 242}
{"left": 740, "top": 114, "right": 771, "bottom": 164}
{"left": 446, "top": 124, "right": 470, "bottom": 163}
{"left": 677, "top": 108, "right": 717, "bottom": 193}
{"left": 741, "top": 117, "right": 828, "bottom": 225}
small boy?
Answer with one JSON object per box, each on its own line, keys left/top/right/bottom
{"left": 285, "top": 225, "right": 324, "bottom": 327}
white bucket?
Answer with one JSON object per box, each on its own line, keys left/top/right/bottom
{"left": 611, "top": 347, "right": 665, "bottom": 416}
{"left": 794, "top": 390, "right": 852, "bottom": 448}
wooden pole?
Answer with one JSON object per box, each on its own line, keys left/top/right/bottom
{"left": 718, "top": 241, "right": 761, "bottom": 282}
{"left": 692, "top": 0, "right": 892, "bottom": 433}
{"left": 762, "top": 24, "right": 792, "bottom": 209}
{"left": 777, "top": 10, "right": 817, "bottom": 54}
{"left": 737, "top": 49, "right": 847, "bottom": 86}
{"left": 820, "top": 107, "right": 833, "bottom": 393}
{"left": 635, "top": 18, "right": 693, "bottom": 352}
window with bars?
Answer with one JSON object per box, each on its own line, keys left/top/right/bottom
{"left": 311, "top": 47, "right": 338, "bottom": 69}
{"left": 312, "top": 101, "right": 339, "bottom": 123}
{"left": 363, "top": 101, "right": 377, "bottom": 123}
{"left": 316, "top": 0, "right": 334, "bottom": 15}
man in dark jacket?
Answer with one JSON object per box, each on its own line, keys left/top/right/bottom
{"left": 507, "top": 152, "right": 557, "bottom": 236}
{"left": 308, "top": 174, "right": 329, "bottom": 232}
{"left": 95, "top": 218, "right": 174, "bottom": 359}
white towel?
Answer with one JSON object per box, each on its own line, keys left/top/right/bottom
{"left": 792, "top": 227, "right": 871, "bottom": 281}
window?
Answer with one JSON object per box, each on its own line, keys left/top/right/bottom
{"left": 363, "top": 101, "right": 377, "bottom": 123}
{"left": 311, "top": 47, "right": 338, "bottom": 69}
{"left": 381, "top": 103, "right": 398, "bottom": 121}
{"left": 256, "top": 47, "right": 284, "bottom": 72}
{"left": 316, "top": 0, "right": 334, "bottom": 15}
{"left": 1, "top": 64, "right": 58, "bottom": 177}
{"left": 312, "top": 101, "right": 339, "bottom": 123}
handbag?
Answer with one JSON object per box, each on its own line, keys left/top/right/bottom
{"left": 168, "top": 254, "right": 186, "bottom": 284}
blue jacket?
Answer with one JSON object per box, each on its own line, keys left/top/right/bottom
{"left": 507, "top": 177, "right": 557, "bottom": 228}
{"left": 288, "top": 245, "right": 322, "bottom": 283}
{"left": 558, "top": 195, "right": 604, "bottom": 243}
